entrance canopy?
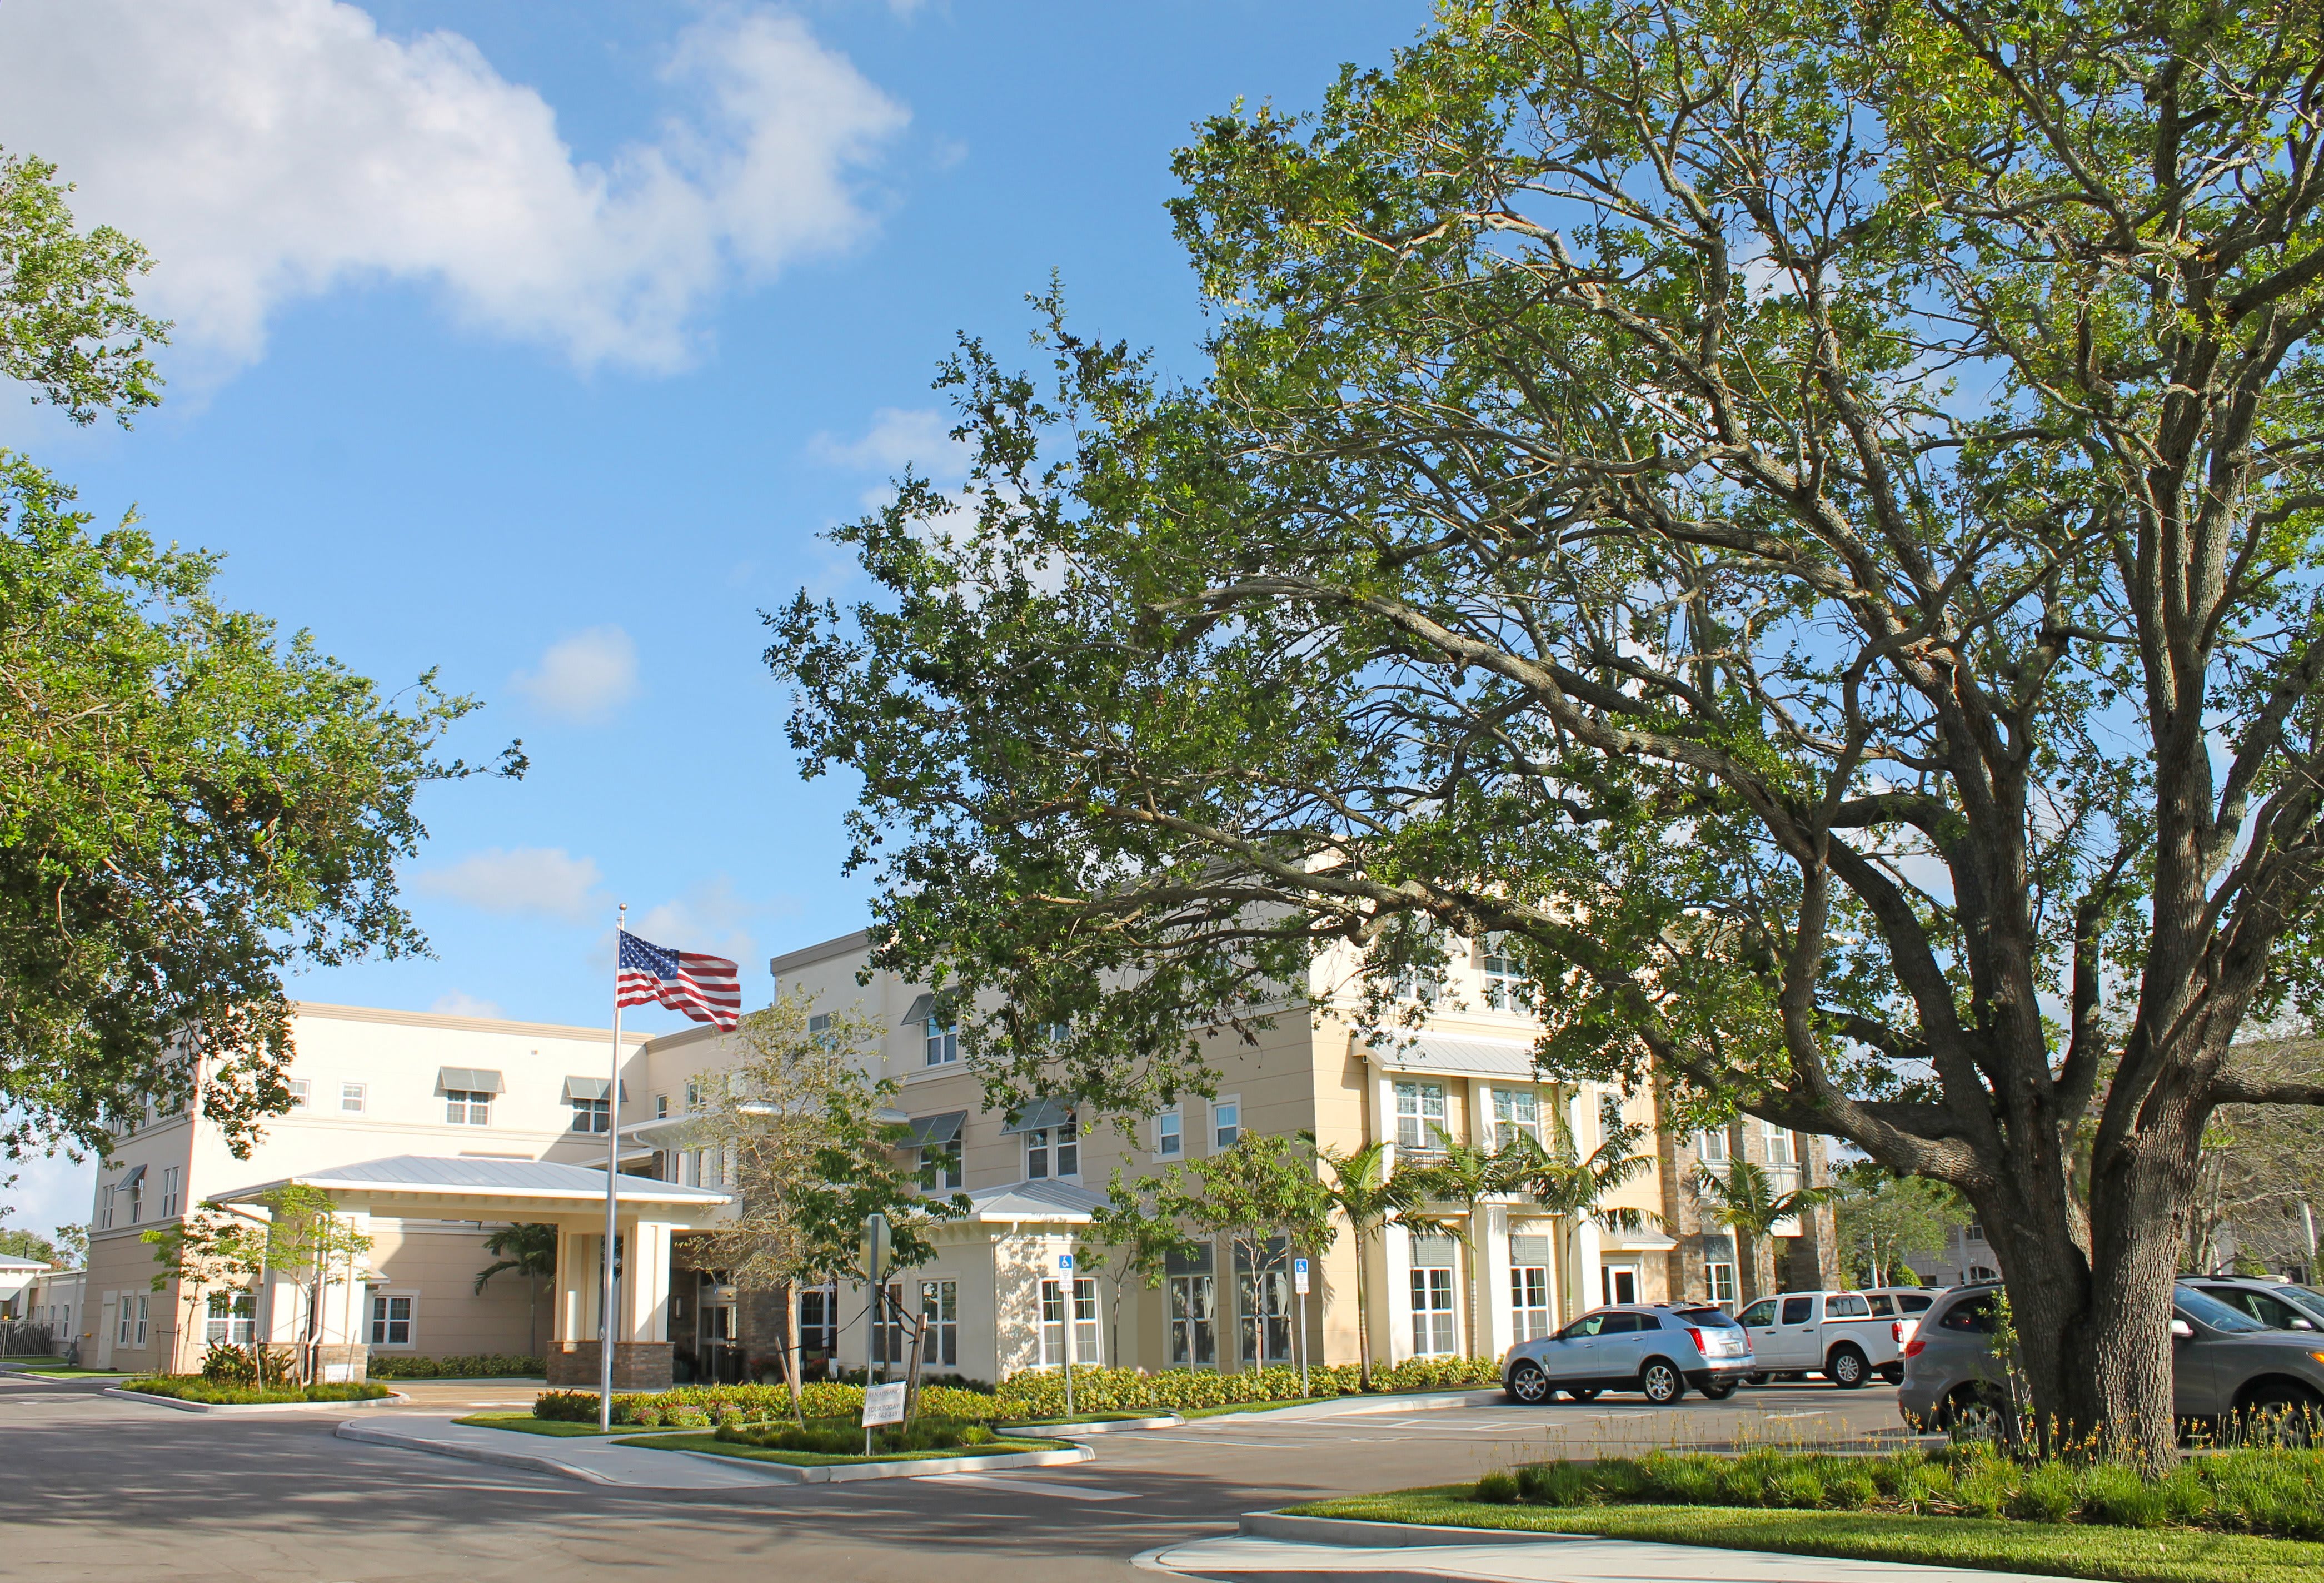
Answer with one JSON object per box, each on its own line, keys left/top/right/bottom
{"left": 214, "top": 1154, "right": 737, "bottom": 1227}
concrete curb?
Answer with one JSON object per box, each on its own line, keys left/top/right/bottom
{"left": 1013, "top": 1413, "right": 1183, "bottom": 1435}
{"left": 335, "top": 1420, "right": 616, "bottom": 1484}
{"left": 104, "top": 1387, "right": 411, "bottom": 1415}
{"left": 1236, "top": 1511, "right": 1589, "bottom": 1549}
{"left": 655, "top": 1440, "right": 1096, "bottom": 1484}
{"left": 1196, "top": 1388, "right": 1505, "bottom": 1423}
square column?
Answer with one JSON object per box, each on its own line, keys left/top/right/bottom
{"left": 1479, "top": 1202, "right": 1513, "bottom": 1357}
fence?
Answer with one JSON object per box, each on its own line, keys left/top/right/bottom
{"left": 0, "top": 1321, "right": 57, "bottom": 1357}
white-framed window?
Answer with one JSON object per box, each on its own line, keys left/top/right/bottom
{"left": 1704, "top": 1261, "right": 1738, "bottom": 1310}
{"left": 116, "top": 1295, "right": 132, "bottom": 1345}
{"left": 1492, "top": 1089, "right": 1541, "bottom": 1149}
{"left": 127, "top": 1174, "right": 144, "bottom": 1224}
{"left": 1762, "top": 1119, "right": 1797, "bottom": 1167}
{"left": 133, "top": 1295, "right": 149, "bottom": 1348}
{"left": 571, "top": 1097, "right": 610, "bottom": 1133}
{"left": 1482, "top": 935, "right": 1523, "bottom": 1009}
{"left": 1409, "top": 1236, "right": 1457, "bottom": 1356}
{"left": 655, "top": 1094, "right": 669, "bottom": 1118}
{"left": 1025, "top": 1114, "right": 1079, "bottom": 1181}
{"left": 923, "top": 1137, "right": 963, "bottom": 1192}
{"left": 796, "top": 1281, "right": 839, "bottom": 1356}
{"left": 1213, "top": 1097, "right": 1240, "bottom": 1151}
{"left": 921, "top": 1279, "right": 959, "bottom": 1367}
{"left": 925, "top": 1013, "right": 960, "bottom": 1066}
{"left": 287, "top": 1078, "right": 310, "bottom": 1109}
{"left": 206, "top": 1290, "right": 255, "bottom": 1345}
{"left": 370, "top": 1293, "right": 415, "bottom": 1347}
{"left": 99, "top": 1186, "right": 116, "bottom": 1231}
{"left": 340, "top": 1082, "right": 366, "bottom": 1114}
{"left": 1236, "top": 1241, "right": 1293, "bottom": 1366}
{"left": 1039, "top": 1277, "right": 1100, "bottom": 1366}
{"left": 1966, "top": 1222, "right": 1986, "bottom": 1244}
{"left": 685, "top": 1079, "right": 700, "bottom": 1110}
{"left": 445, "top": 1089, "right": 491, "bottom": 1126}
{"left": 160, "top": 1166, "right": 181, "bottom": 1218}
{"left": 1168, "top": 1245, "right": 1217, "bottom": 1367}
{"left": 1156, "top": 1108, "right": 1182, "bottom": 1158}
{"left": 1698, "top": 1127, "right": 1730, "bottom": 1164}
{"left": 1513, "top": 1263, "right": 1553, "bottom": 1343}
{"left": 871, "top": 1280, "right": 908, "bottom": 1368}
{"left": 1394, "top": 1081, "right": 1447, "bottom": 1151}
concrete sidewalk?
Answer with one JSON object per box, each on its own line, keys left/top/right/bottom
{"left": 1140, "top": 1530, "right": 2079, "bottom": 1583}
{"left": 336, "top": 1415, "right": 792, "bottom": 1489}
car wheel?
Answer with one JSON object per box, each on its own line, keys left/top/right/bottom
{"left": 1699, "top": 1381, "right": 1739, "bottom": 1401}
{"left": 1878, "top": 1364, "right": 1904, "bottom": 1385}
{"left": 1506, "top": 1361, "right": 1553, "bottom": 1406}
{"left": 2235, "top": 1386, "right": 2324, "bottom": 1448}
{"left": 1641, "top": 1360, "right": 1687, "bottom": 1405}
{"left": 1943, "top": 1386, "right": 2015, "bottom": 1447}
{"left": 1565, "top": 1387, "right": 1602, "bottom": 1403}
{"left": 1826, "top": 1345, "right": 1868, "bottom": 1390}
{"left": 1742, "top": 1372, "right": 1769, "bottom": 1386}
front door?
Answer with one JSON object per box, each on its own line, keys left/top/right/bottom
{"left": 96, "top": 1295, "right": 115, "bottom": 1368}
{"left": 1600, "top": 1264, "right": 1640, "bottom": 1306}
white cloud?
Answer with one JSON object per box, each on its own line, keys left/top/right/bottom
{"left": 811, "top": 406, "right": 971, "bottom": 481}
{"left": 430, "top": 989, "right": 503, "bottom": 1019}
{"left": 0, "top": 1, "right": 908, "bottom": 374}
{"left": 418, "top": 846, "right": 602, "bottom": 923}
{"left": 510, "top": 626, "right": 639, "bottom": 723}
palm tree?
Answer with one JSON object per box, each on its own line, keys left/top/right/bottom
{"left": 1692, "top": 1159, "right": 1831, "bottom": 1306}
{"left": 1501, "top": 1113, "right": 1664, "bottom": 1318}
{"left": 474, "top": 1223, "right": 558, "bottom": 1358}
{"left": 1399, "top": 1133, "right": 1522, "bottom": 1359}
{"left": 1314, "top": 1139, "right": 1414, "bottom": 1389}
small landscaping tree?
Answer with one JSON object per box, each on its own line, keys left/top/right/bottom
{"left": 1832, "top": 1166, "right": 1962, "bottom": 1290}
{"left": 472, "top": 1222, "right": 557, "bottom": 1358}
{"left": 1314, "top": 1138, "right": 1411, "bottom": 1389}
{"left": 1153, "top": 1133, "right": 1335, "bottom": 1374}
{"left": 143, "top": 1202, "right": 264, "bottom": 1373}
{"left": 1079, "top": 1169, "right": 1198, "bottom": 1372}
{"left": 1400, "top": 1134, "right": 1521, "bottom": 1358}
{"left": 261, "top": 1185, "right": 372, "bottom": 1385}
{"left": 1695, "top": 1161, "right": 1831, "bottom": 1307}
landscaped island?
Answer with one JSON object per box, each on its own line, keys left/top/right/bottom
{"left": 122, "top": 1376, "right": 394, "bottom": 1405}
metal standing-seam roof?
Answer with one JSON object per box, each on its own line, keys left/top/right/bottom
{"left": 1362, "top": 1034, "right": 1542, "bottom": 1080}
{"left": 958, "top": 1179, "right": 1108, "bottom": 1222}
{"left": 212, "top": 1153, "right": 734, "bottom": 1207}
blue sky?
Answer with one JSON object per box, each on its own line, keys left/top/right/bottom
{"left": 0, "top": 1, "right": 1425, "bottom": 1233}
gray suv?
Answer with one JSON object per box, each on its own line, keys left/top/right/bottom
{"left": 1502, "top": 1303, "right": 1755, "bottom": 1406}
{"left": 1898, "top": 1282, "right": 2324, "bottom": 1444}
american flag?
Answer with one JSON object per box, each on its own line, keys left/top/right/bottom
{"left": 615, "top": 931, "right": 741, "bottom": 1030}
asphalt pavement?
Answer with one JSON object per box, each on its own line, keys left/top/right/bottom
{"left": 0, "top": 1368, "right": 1909, "bottom": 1583}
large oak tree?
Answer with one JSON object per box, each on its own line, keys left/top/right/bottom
{"left": 774, "top": 0, "right": 2324, "bottom": 1464}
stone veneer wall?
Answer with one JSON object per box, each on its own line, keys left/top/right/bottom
{"left": 546, "top": 1340, "right": 672, "bottom": 1392}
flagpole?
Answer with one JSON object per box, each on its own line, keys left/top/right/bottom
{"left": 600, "top": 902, "right": 625, "bottom": 1433}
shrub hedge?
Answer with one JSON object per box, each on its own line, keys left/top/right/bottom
{"left": 533, "top": 1356, "right": 1502, "bottom": 1426}
{"left": 1473, "top": 1447, "right": 2324, "bottom": 1542}
{"left": 123, "top": 1375, "right": 393, "bottom": 1405}
{"left": 367, "top": 1354, "right": 545, "bottom": 1379}
{"left": 711, "top": 1416, "right": 1003, "bottom": 1455}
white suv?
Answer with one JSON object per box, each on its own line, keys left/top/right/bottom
{"left": 1735, "top": 1289, "right": 1917, "bottom": 1388}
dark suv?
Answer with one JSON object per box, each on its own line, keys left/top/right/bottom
{"left": 1897, "top": 1282, "right": 2324, "bottom": 1444}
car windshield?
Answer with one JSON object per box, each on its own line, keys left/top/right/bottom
{"left": 2276, "top": 1286, "right": 2324, "bottom": 1323}
{"left": 2176, "top": 1286, "right": 2268, "bottom": 1333}
{"left": 1673, "top": 1306, "right": 1740, "bottom": 1328}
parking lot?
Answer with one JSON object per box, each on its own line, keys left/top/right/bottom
{"left": 0, "top": 1371, "right": 1907, "bottom": 1583}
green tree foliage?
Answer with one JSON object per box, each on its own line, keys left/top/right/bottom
{"left": 143, "top": 1202, "right": 267, "bottom": 1371}
{"left": 258, "top": 1184, "right": 373, "bottom": 1386}
{"left": 0, "top": 1226, "right": 54, "bottom": 1263}
{"left": 1314, "top": 1139, "right": 1412, "bottom": 1388}
{"left": 773, "top": 0, "right": 2324, "bottom": 1465}
{"left": 1079, "top": 1170, "right": 1198, "bottom": 1372}
{"left": 1832, "top": 1164, "right": 1963, "bottom": 1290}
{"left": 1152, "top": 1132, "right": 1335, "bottom": 1367}
{"left": 0, "top": 157, "right": 518, "bottom": 1160}
{"left": 473, "top": 1222, "right": 558, "bottom": 1357}
{"left": 0, "top": 147, "right": 167, "bottom": 426}
{"left": 1696, "top": 1161, "right": 1834, "bottom": 1308}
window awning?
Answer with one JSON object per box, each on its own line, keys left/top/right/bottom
{"left": 900, "top": 992, "right": 957, "bottom": 1028}
{"left": 117, "top": 1164, "right": 146, "bottom": 1187}
{"left": 905, "top": 1111, "right": 966, "bottom": 1147}
{"left": 1000, "top": 1097, "right": 1075, "bottom": 1135}
{"left": 563, "top": 1077, "right": 626, "bottom": 1102}
{"left": 437, "top": 1067, "right": 506, "bottom": 1095}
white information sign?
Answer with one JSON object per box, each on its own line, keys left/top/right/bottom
{"left": 862, "top": 1380, "right": 909, "bottom": 1427}
{"left": 1293, "top": 1257, "right": 1310, "bottom": 1295}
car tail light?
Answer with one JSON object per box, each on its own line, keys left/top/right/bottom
{"left": 1904, "top": 1337, "right": 1926, "bottom": 1360}
{"left": 1687, "top": 1327, "right": 1704, "bottom": 1353}
{"left": 1893, "top": 1320, "right": 1903, "bottom": 1343}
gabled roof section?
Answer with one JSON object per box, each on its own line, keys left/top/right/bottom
{"left": 213, "top": 1154, "right": 734, "bottom": 1207}
{"left": 1363, "top": 1034, "right": 1542, "bottom": 1081}
{"left": 959, "top": 1179, "right": 1108, "bottom": 1222}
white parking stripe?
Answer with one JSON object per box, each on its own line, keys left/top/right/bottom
{"left": 916, "top": 1474, "right": 1135, "bottom": 1500}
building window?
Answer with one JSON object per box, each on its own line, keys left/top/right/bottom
{"left": 685, "top": 1079, "right": 700, "bottom": 1110}
{"left": 99, "top": 1186, "right": 116, "bottom": 1231}
{"left": 655, "top": 1094, "right": 669, "bottom": 1119}
{"left": 1236, "top": 1240, "right": 1293, "bottom": 1366}
{"left": 1763, "top": 1119, "right": 1797, "bottom": 1167}
{"left": 1168, "top": 1245, "right": 1217, "bottom": 1366}
{"left": 571, "top": 1097, "right": 611, "bottom": 1133}
{"left": 871, "top": 1281, "right": 909, "bottom": 1368}
{"left": 1213, "top": 1097, "right": 1240, "bottom": 1151}
{"left": 1602, "top": 1264, "right": 1640, "bottom": 1305}
{"left": 1513, "top": 1263, "right": 1553, "bottom": 1342}
{"left": 1039, "top": 1277, "right": 1100, "bottom": 1367}
{"left": 206, "top": 1291, "right": 255, "bottom": 1345}
{"left": 341, "top": 1082, "right": 366, "bottom": 1114}
{"left": 370, "top": 1294, "right": 414, "bottom": 1346}
{"left": 127, "top": 1176, "right": 144, "bottom": 1224}
{"left": 287, "top": 1079, "right": 310, "bottom": 1109}
{"left": 134, "top": 1295, "right": 149, "bottom": 1348}
{"left": 1394, "top": 1081, "right": 1447, "bottom": 1151}
{"left": 1492, "top": 1089, "right": 1541, "bottom": 1150}
{"left": 1409, "top": 1244, "right": 1456, "bottom": 1357}
{"left": 1966, "top": 1222, "right": 1986, "bottom": 1244}
{"left": 1156, "top": 1109, "right": 1181, "bottom": 1158}
{"left": 1698, "top": 1127, "right": 1730, "bottom": 1164}
{"left": 160, "top": 1167, "right": 181, "bottom": 1219}
{"left": 796, "top": 1281, "right": 839, "bottom": 1358}
{"left": 921, "top": 1280, "right": 959, "bottom": 1368}
{"left": 925, "top": 1014, "right": 960, "bottom": 1067}
{"left": 445, "top": 1089, "right": 491, "bottom": 1126}
{"left": 1704, "top": 1261, "right": 1738, "bottom": 1310}
{"left": 923, "top": 1137, "right": 963, "bottom": 1192}
{"left": 116, "top": 1297, "right": 132, "bottom": 1346}
{"left": 1025, "top": 1114, "right": 1078, "bottom": 1180}
{"left": 1482, "top": 935, "right": 1523, "bottom": 1009}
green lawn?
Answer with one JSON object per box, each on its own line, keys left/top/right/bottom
{"left": 454, "top": 1413, "right": 630, "bottom": 1438}
{"left": 1289, "top": 1487, "right": 2324, "bottom": 1583}
{"left": 8, "top": 1362, "right": 126, "bottom": 1377}
{"left": 622, "top": 1431, "right": 1071, "bottom": 1467}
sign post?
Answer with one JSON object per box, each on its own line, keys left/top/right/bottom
{"left": 1058, "top": 1251, "right": 1076, "bottom": 1420}
{"left": 1292, "top": 1257, "right": 1311, "bottom": 1399}
{"left": 862, "top": 1212, "right": 890, "bottom": 1456}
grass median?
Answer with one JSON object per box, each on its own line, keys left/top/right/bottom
{"left": 621, "top": 1430, "right": 1072, "bottom": 1467}
{"left": 1291, "top": 1487, "right": 2324, "bottom": 1583}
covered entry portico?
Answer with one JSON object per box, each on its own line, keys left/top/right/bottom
{"left": 218, "top": 1154, "right": 734, "bottom": 1392}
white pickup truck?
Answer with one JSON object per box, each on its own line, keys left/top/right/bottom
{"left": 1734, "top": 1290, "right": 1908, "bottom": 1388}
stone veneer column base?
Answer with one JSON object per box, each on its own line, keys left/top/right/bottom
{"left": 547, "top": 1341, "right": 672, "bottom": 1392}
